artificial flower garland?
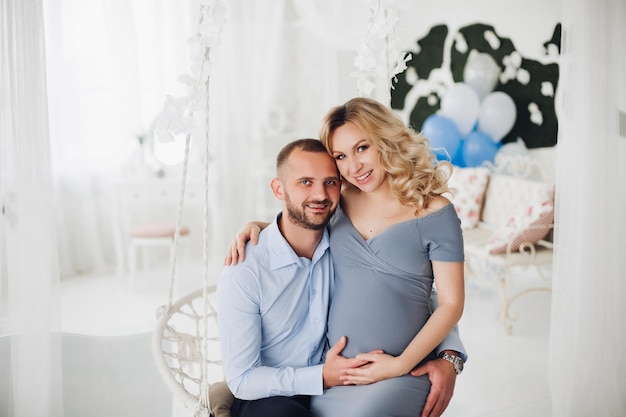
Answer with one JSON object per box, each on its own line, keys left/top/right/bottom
{"left": 352, "top": 0, "right": 412, "bottom": 101}
{"left": 155, "top": 0, "right": 226, "bottom": 143}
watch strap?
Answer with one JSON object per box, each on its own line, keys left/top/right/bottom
{"left": 439, "top": 352, "right": 463, "bottom": 375}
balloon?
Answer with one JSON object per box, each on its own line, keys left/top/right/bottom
{"left": 477, "top": 92, "right": 517, "bottom": 142}
{"left": 422, "top": 114, "right": 462, "bottom": 161}
{"left": 463, "top": 52, "right": 500, "bottom": 100}
{"left": 439, "top": 83, "right": 480, "bottom": 137}
{"left": 451, "top": 139, "right": 466, "bottom": 167}
{"left": 497, "top": 138, "right": 528, "bottom": 159}
{"left": 462, "top": 131, "right": 498, "bottom": 167}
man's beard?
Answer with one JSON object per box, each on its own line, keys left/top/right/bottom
{"left": 285, "top": 194, "right": 333, "bottom": 230}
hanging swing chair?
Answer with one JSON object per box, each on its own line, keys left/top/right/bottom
{"left": 152, "top": 2, "right": 227, "bottom": 415}
{"left": 150, "top": 113, "right": 225, "bottom": 415}
{"left": 151, "top": 126, "right": 224, "bottom": 415}
{"left": 151, "top": 131, "right": 224, "bottom": 415}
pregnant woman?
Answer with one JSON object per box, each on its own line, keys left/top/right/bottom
{"left": 310, "top": 98, "right": 464, "bottom": 417}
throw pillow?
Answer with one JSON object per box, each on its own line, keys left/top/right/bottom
{"left": 209, "top": 381, "right": 235, "bottom": 417}
{"left": 486, "top": 199, "right": 554, "bottom": 255}
{"left": 447, "top": 166, "right": 490, "bottom": 229}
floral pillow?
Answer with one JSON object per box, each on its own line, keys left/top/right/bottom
{"left": 486, "top": 199, "right": 554, "bottom": 255}
{"left": 447, "top": 167, "right": 490, "bottom": 229}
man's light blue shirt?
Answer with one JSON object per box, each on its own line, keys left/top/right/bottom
{"left": 218, "top": 215, "right": 333, "bottom": 400}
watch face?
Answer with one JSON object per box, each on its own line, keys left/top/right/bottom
{"left": 455, "top": 358, "right": 464, "bottom": 372}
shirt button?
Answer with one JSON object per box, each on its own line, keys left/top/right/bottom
{"left": 313, "top": 318, "right": 319, "bottom": 324}
{"left": 312, "top": 289, "right": 317, "bottom": 295}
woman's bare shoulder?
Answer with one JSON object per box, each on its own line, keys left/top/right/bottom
{"left": 427, "top": 195, "right": 452, "bottom": 210}
{"left": 418, "top": 195, "right": 453, "bottom": 217}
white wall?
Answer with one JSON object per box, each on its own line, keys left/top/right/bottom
{"left": 396, "top": 0, "right": 562, "bottom": 60}
{"left": 327, "top": 0, "right": 562, "bottom": 104}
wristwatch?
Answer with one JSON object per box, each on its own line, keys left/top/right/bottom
{"left": 439, "top": 352, "right": 464, "bottom": 375}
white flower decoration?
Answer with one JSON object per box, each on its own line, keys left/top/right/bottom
{"left": 156, "top": 0, "right": 226, "bottom": 143}
{"left": 353, "top": 0, "right": 411, "bottom": 100}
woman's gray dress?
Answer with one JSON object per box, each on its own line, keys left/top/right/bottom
{"left": 311, "top": 204, "right": 464, "bottom": 417}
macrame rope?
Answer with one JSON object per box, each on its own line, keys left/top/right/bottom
{"left": 196, "top": 60, "right": 213, "bottom": 417}
{"left": 167, "top": 134, "right": 192, "bottom": 309}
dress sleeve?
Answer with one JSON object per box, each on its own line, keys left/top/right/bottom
{"left": 421, "top": 204, "right": 465, "bottom": 262}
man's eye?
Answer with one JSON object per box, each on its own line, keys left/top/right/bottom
{"left": 300, "top": 180, "right": 311, "bottom": 185}
{"left": 326, "top": 180, "right": 339, "bottom": 186}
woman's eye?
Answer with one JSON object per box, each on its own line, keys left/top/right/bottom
{"left": 357, "top": 145, "right": 368, "bottom": 152}
{"left": 334, "top": 154, "right": 345, "bottom": 160}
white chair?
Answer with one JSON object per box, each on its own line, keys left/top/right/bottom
{"left": 127, "top": 223, "right": 190, "bottom": 289}
{"left": 111, "top": 177, "right": 201, "bottom": 288}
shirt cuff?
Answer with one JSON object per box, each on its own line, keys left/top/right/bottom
{"left": 296, "top": 364, "right": 324, "bottom": 396}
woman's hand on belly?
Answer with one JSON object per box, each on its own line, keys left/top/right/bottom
{"left": 323, "top": 336, "right": 384, "bottom": 388}
{"left": 339, "top": 352, "right": 408, "bottom": 385}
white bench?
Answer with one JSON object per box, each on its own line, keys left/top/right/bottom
{"left": 449, "top": 157, "right": 555, "bottom": 334}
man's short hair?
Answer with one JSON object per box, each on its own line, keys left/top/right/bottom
{"left": 276, "top": 138, "right": 330, "bottom": 176}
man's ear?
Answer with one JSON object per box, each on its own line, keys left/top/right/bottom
{"left": 270, "top": 177, "right": 285, "bottom": 200}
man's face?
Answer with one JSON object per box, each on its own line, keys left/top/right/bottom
{"left": 277, "top": 149, "right": 341, "bottom": 230}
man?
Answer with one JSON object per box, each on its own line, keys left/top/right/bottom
{"left": 218, "top": 138, "right": 360, "bottom": 416}
{"left": 218, "top": 138, "right": 466, "bottom": 417}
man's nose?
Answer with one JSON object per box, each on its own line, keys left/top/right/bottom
{"left": 311, "top": 183, "right": 329, "bottom": 199}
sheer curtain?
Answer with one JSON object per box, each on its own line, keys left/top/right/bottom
{"left": 207, "top": 0, "right": 359, "bottom": 260}
{"left": 206, "top": 0, "right": 287, "bottom": 268}
{"left": 549, "top": 0, "right": 626, "bottom": 415}
{"left": 1, "top": 1, "right": 194, "bottom": 415}
{"left": 1, "top": 0, "right": 63, "bottom": 416}
{"left": 43, "top": 0, "right": 196, "bottom": 277}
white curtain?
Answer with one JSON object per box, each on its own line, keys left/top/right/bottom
{"left": 207, "top": 0, "right": 288, "bottom": 262}
{"left": 549, "top": 0, "right": 626, "bottom": 415}
{"left": 1, "top": 1, "right": 187, "bottom": 415}
{"left": 207, "top": 0, "right": 358, "bottom": 262}
{"left": 44, "top": 0, "right": 196, "bottom": 277}
{"left": 1, "top": 0, "right": 63, "bottom": 416}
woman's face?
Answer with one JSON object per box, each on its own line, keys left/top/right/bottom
{"left": 329, "top": 121, "right": 386, "bottom": 193}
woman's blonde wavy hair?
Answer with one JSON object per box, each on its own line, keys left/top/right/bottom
{"left": 319, "top": 97, "right": 452, "bottom": 213}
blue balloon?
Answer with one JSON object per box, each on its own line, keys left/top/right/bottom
{"left": 462, "top": 131, "right": 498, "bottom": 167}
{"left": 422, "top": 114, "right": 462, "bottom": 162}
{"left": 451, "top": 139, "right": 466, "bottom": 167}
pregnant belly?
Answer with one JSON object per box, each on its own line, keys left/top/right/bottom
{"left": 327, "top": 274, "right": 431, "bottom": 358}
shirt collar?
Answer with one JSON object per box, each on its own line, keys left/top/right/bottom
{"left": 266, "top": 213, "right": 330, "bottom": 271}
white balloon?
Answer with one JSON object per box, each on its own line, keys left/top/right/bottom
{"left": 439, "top": 83, "right": 480, "bottom": 137}
{"left": 497, "top": 138, "right": 528, "bottom": 158}
{"left": 477, "top": 92, "right": 517, "bottom": 142}
{"left": 463, "top": 52, "right": 500, "bottom": 100}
